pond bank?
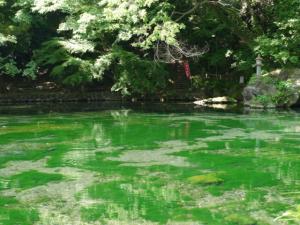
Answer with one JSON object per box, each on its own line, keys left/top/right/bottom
{"left": 0, "top": 89, "right": 209, "bottom": 104}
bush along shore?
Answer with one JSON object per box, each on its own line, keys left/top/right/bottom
{"left": 243, "top": 69, "right": 300, "bottom": 109}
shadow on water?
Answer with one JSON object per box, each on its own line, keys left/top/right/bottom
{"left": 1, "top": 101, "right": 300, "bottom": 115}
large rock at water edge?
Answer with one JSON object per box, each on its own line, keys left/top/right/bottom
{"left": 243, "top": 69, "right": 300, "bottom": 108}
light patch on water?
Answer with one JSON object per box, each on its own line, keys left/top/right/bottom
{"left": 110, "top": 110, "right": 131, "bottom": 119}
{"left": 0, "top": 159, "right": 47, "bottom": 177}
{"left": 284, "top": 126, "right": 300, "bottom": 133}
{"left": 63, "top": 146, "right": 124, "bottom": 166}
{"left": 112, "top": 150, "right": 191, "bottom": 167}
{"left": 199, "top": 128, "right": 281, "bottom": 142}
{"left": 103, "top": 218, "right": 202, "bottom": 225}
{"left": 0, "top": 159, "right": 122, "bottom": 225}
{"left": 195, "top": 189, "right": 246, "bottom": 208}
{"left": 125, "top": 176, "right": 182, "bottom": 203}
{"left": 248, "top": 130, "right": 281, "bottom": 140}
{"left": 78, "top": 197, "right": 105, "bottom": 207}
{"left": 264, "top": 187, "right": 296, "bottom": 205}
{"left": 96, "top": 146, "right": 124, "bottom": 153}
{"left": 90, "top": 123, "right": 110, "bottom": 147}
{"left": 81, "top": 201, "right": 160, "bottom": 225}
{"left": 36, "top": 210, "right": 102, "bottom": 225}
{"left": 0, "top": 142, "right": 45, "bottom": 151}
{"left": 250, "top": 210, "right": 288, "bottom": 225}
{"left": 107, "top": 140, "right": 207, "bottom": 167}
{"left": 187, "top": 187, "right": 288, "bottom": 224}
{"left": 166, "top": 222, "right": 203, "bottom": 225}
{"left": 63, "top": 150, "right": 96, "bottom": 166}
{"left": 167, "top": 115, "right": 220, "bottom": 126}
{"left": 104, "top": 218, "right": 158, "bottom": 225}
{"left": 200, "top": 128, "right": 246, "bottom": 141}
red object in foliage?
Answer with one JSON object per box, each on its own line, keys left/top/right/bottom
{"left": 184, "top": 62, "right": 191, "bottom": 80}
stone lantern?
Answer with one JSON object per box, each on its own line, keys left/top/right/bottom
{"left": 256, "top": 55, "right": 263, "bottom": 76}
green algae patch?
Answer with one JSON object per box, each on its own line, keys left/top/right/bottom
{"left": 86, "top": 181, "right": 180, "bottom": 223}
{"left": 0, "top": 207, "right": 39, "bottom": 225}
{"left": 80, "top": 204, "right": 106, "bottom": 222}
{"left": 0, "top": 196, "right": 39, "bottom": 225}
{"left": 1, "top": 108, "right": 300, "bottom": 224}
{"left": 8, "top": 170, "right": 64, "bottom": 190}
{"left": 0, "top": 123, "right": 82, "bottom": 136}
{"left": 225, "top": 214, "right": 258, "bottom": 225}
{"left": 188, "top": 173, "right": 224, "bottom": 185}
{"left": 0, "top": 196, "right": 18, "bottom": 207}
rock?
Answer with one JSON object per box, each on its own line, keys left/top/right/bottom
{"left": 36, "top": 82, "right": 58, "bottom": 91}
{"left": 194, "top": 96, "right": 237, "bottom": 106}
{"left": 195, "top": 104, "right": 231, "bottom": 110}
{"left": 243, "top": 68, "right": 300, "bottom": 108}
{"left": 188, "top": 173, "right": 224, "bottom": 185}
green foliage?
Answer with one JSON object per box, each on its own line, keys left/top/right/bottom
{"left": 255, "top": 0, "right": 300, "bottom": 67}
{"left": 255, "top": 95, "right": 273, "bottom": 108}
{"left": 22, "top": 61, "right": 38, "bottom": 79}
{"left": 249, "top": 75, "right": 297, "bottom": 107}
{"left": 33, "top": 39, "right": 95, "bottom": 86}
{"left": 248, "top": 74, "right": 274, "bottom": 86}
{"left": 0, "top": 0, "right": 42, "bottom": 79}
{"left": 0, "top": 34, "right": 17, "bottom": 46}
{"left": 272, "top": 80, "right": 296, "bottom": 106}
{"left": 191, "top": 76, "right": 204, "bottom": 89}
{"left": 0, "top": 0, "right": 300, "bottom": 96}
{"left": 23, "top": 0, "right": 182, "bottom": 91}
{"left": 111, "top": 49, "right": 169, "bottom": 96}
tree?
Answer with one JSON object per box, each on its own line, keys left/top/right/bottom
{"left": 1, "top": 0, "right": 299, "bottom": 96}
{"left": 255, "top": 0, "right": 300, "bottom": 67}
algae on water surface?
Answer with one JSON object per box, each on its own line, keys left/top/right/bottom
{"left": 0, "top": 108, "right": 299, "bottom": 224}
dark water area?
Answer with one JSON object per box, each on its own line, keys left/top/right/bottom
{"left": 0, "top": 103, "right": 299, "bottom": 224}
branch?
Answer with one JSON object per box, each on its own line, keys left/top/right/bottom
{"left": 173, "top": 0, "right": 239, "bottom": 22}
{"left": 154, "top": 41, "right": 209, "bottom": 63}
{"left": 174, "top": 2, "right": 203, "bottom": 22}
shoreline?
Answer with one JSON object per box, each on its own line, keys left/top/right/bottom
{"left": 0, "top": 90, "right": 207, "bottom": 104}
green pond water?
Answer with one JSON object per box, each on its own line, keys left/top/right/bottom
{"left": 0, "top": 104, "right": 300, "bottom": 225}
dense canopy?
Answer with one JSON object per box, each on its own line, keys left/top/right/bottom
{"left": 0, "top": 0, "right": 299, "bottom": 95}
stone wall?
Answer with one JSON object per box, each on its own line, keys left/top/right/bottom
{"left": 0, "top": 90, "right": 207, "bottom": 104}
